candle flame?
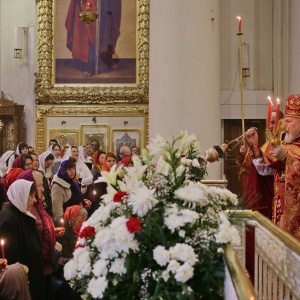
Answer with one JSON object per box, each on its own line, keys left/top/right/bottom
{"left": 61, "top": 218, "right": 64, "bottom": 224}
{"left": 93, "top": 190, "right": 96, "bottom": 195}
{"left": 268, "top": 96, "right": 272, "bottom": 101}
{"left": 277, "top": 98, "right": 280, "bottom": 103}
{"left": 237, "top": 16, "right": 241, "bottom": 20}
{"left": 0, "top": 239, "right": 4, "bottom": 246}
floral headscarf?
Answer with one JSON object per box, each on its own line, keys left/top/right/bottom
{"left": 64, "top": 204, "right": 83, "bottom": 229}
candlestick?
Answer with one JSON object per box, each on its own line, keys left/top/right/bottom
{"left": 1, "top": 239, "right": 5, "bottom": 259}
{"left": 274, "top": 98, "right": 280, "bottom": 133}
{"left": 61, "top": 219, "right": 65, "bottom": 228}
{"left": 266, "top": 96, "right": 273, "bottom": 130}
{"left": 237, "top": 16, "right": 242, "bottom": 33}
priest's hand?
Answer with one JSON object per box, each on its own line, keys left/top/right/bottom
{"left": 245, "top": 127, "right": 258, "bottom": 146}
{"left": 272, "top": 146, "right": 287, "bottom": 161}
{"left": 239, "top": 145, "right": 248, "bottom": 156}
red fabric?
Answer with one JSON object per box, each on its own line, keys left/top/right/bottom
{"left": 5, "top": 168, "right": 24, "bottom": 189}
{"left": 120, "top": 157, "right": 132, "bottom": 166}
{"left": 65, "top": 0, "right": 97, "bottom": 63}
{"left": 101, "top": 154, "right": 110, "bottom": 172}
{"left": 12, "top": 155, "right": 23, "bottom": 168}
{"left": 64, "top": 205, "right": 83, "bottom": 221}
{"left": 17, "top": 170, "right": 55, "bottom": 266}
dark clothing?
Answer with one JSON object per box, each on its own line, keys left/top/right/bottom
{"left": 43, "top": 176, "right": 53, "bottom": 217}
{"left": 0, "top": 203, "right": 45, "bottom": 300}
{"left": 63, "top": 184, "right": 84, "bottom": 212}
{"left": 56, "top": 223, "right": 76, "bottom": 259}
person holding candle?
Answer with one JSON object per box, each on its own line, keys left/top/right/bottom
{"left": 56, "top": 205, "right": 88, "bottom": 258}
{"left": 0, "top": 179, "right": 45, "bottom": 300}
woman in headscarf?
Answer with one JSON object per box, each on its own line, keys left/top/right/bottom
{"left": 0, "top": 150, "right": 15, "bottom": 177}
{"left": 0, "top": 179, "right": 45, "bottom": 300}
{"left": 51, "top": 158, "right": 90, "bottom": 222}
{"left": 7, "top": 142, "right": 29, "bottom": 172}
{"left": 62, "top": 146, "right": 93, "bottom": 196}
{"left": 30, "top": 152, "right": 40, "bottom": 170}
{"left": 49, "top": 143, "right": 62, "bottom": 163}
{"left": 91, "top": 150, "right": 106, "bottom": 180}
{"left": 101, "top": 152, "right": 117, "bottom": 172}
{"left": 56, "top": 205, "right": 88, "bottom": 258}
{"left": 17, "top": 169, "right": 65, "bottom": 299}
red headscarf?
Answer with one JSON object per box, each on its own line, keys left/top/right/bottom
{"left": 64, "top": 205, "right": 83, "bottom": 221}
{"left": 17, "top": 169, "right": 55, "bottom": 265}
{"left": 101, "top": 152, "right": 116, "bottom": 172}
{"left": 120, "top": 157, "right": 132, "bottom": 166}
{"left": 5, "top": 168, "right": 24, "bottom": 189}
{"left": 12, "top": 155, "right": 23, "bottom": 168}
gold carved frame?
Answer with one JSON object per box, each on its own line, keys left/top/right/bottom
{"left": 35, "top": 105, "right": 149, "bottom": 154}
{"left": 35, "top": 0, "right": 149, "bottom": 104}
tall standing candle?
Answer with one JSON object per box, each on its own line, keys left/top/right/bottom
{"left": 266, "top": 96, "right": 273, "bottom": 130}
{"left": 237, "top": 16, "right": 242, "bottom": 32}
{"left": 1, "top": 239, "right": 5, "bottom": 259}
{"left": 274, "top": 98, "right": 280, "bottom": 133}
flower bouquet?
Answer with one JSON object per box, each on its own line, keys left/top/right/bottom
{"left": 64, "top": 132, "right": 240, "bottom": 299}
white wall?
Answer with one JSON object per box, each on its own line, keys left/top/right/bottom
{"left": 0, "top": 0, "right": 36, "bottom": 147}
{"left": 149, "top": 0, "right": 222, "bottom": 179}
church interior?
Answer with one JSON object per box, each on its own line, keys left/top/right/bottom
{"left": 0, "top": 0, "right": 300, "bottom": 299}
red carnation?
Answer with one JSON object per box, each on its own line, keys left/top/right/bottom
{"left": 114, "top": 191, "right": 128, "bottom": 203}
{"left": 126, "top": 218, "right": 142, "bottom": 234}
{"left": 79, "top": 225, "right": 96, "bottom": 239}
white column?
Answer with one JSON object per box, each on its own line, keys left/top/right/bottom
{"left": 149, "top": 0, "right": 222, "bottom": 179}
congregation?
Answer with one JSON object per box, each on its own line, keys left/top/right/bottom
{"left": 0, "top": 142, "right": 140, "bottom": 300}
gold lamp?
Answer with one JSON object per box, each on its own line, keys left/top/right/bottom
{"left": 79, "top": 2, "right": 98, "bottom": 26}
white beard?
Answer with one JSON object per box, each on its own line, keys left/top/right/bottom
{"left": 284, "top": 133, "right": 295, "bottom": 143}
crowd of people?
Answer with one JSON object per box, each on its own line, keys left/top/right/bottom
{"left": 0, "top": 141, "right": 140, "bottom": 299}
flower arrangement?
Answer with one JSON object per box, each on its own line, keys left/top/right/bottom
{"left": 64, "top": 132, "right": 240, "bottom": 299}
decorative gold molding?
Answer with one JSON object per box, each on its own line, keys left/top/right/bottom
{"left": 35, "top": 105, "right": 149, "bottom": 154}
{"left": 35, "top": 0, "right": 149, "bottom": 104}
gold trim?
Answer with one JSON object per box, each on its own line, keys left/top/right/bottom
{"left": 111, "top": 129, "right": 142, "bottom": 155}
{"left": 35, "top": 105, "right": 149, "bottom": 154}
{"left": 35, "top": 0, "right": 149, "bottom": 104}
{"left": 223, "top": 244, "right": 257, "bottom": 300}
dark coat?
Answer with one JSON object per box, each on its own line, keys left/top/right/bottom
{"left": 0, "top": 203, "right": 45, "bottom": 300}
{"left": 56, "top": 222, "right": 76, "bottom": 259}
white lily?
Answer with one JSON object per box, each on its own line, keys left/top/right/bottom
{"left": 101, "top": 164, "right": 121, "bottom": 186}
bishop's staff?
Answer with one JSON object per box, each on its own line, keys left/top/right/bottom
{"left": 237, "top": 16, "right": 245, "bottom": 144}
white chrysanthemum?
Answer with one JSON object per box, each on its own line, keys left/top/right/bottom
{"left": 164, "top": 214, "right": 185, "bottom": 232}
{"left": 180, "top": 209, "right": 199, "bottom": 224}
{"left": 164, "top": 203, "right": 179, "bottom": 215}
{"left": 64, "top": 259, "right": 78, "bottom": 280}
{"left": 93, "top": 228, "right": 117, "bottom": 259}
{"left": 148, "top": 134, "right": 170, "bottom": 156}
{"left": 179, "top": 230, "right": 186, "bottom": 238}
{"left": 87, "top": 276, "right": 108, "bottom": 299}
{"left": 110, "top": 258, "right": 127, "bottom": 275}
{"left": 174, "top": 263, "right": 194, "bottom": 283}
{"left": 93, "top": 259, "right": 108, "bottom": 277}
{"left": 167, "top": 260, "right": 180, "bottom": 274}
{"left": 169, "top": 244, "right": 198, "bottom": 266}
{"left": 175, "top": 182, "right": 208, "bottom": 209}
{"left": 192, "top": 158, "right": 200, "bottom": 167}
{"left": 153, "top": 246, "right": 170, "bottom": 267}
{"left": 181, "top": 157, "right": 192, "bottom": 166}
{"left": 215, "top": 222, "right": 241, "bottom": 246}
{"left": 127, "top": 185, "right": 158, "bottom": 217}
{"left": 73, "top": 247, "right": 92, "bottom": 277}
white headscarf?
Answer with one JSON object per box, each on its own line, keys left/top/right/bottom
{"left": 78, "top": 146, "right": 86, "bottom": 163}
{"left": 0, "top": 150, "right": 15, "bottom": 170}
{"left": 7, "top": 179, "right": 36, "bottom": 219}
{"left": 38, "top": 150, "right": 53, "bottom": 178}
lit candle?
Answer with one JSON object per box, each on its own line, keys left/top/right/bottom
{"left": 237, "top": 16, "right": 242, "bottom": 33}
{"left": 266, "top": 96, "right": 273, "bottom": 130}
{"left": 93, "top": 190, "right": 96, "bottom": 201}
{"left": 274, "top": 98, "right": 280, "bottom": 133}
{"left": 61, "top": 218, "right": 64, "bottom": 228}
{"left": 1, "top": 239, "right": 5, "bottom": 259}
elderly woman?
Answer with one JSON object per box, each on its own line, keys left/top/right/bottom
{"left": 56, "top": 205, "right": 88, "bottom": 258}
{"left": 0, "top": 179, "right": 45, "bottom": 300}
